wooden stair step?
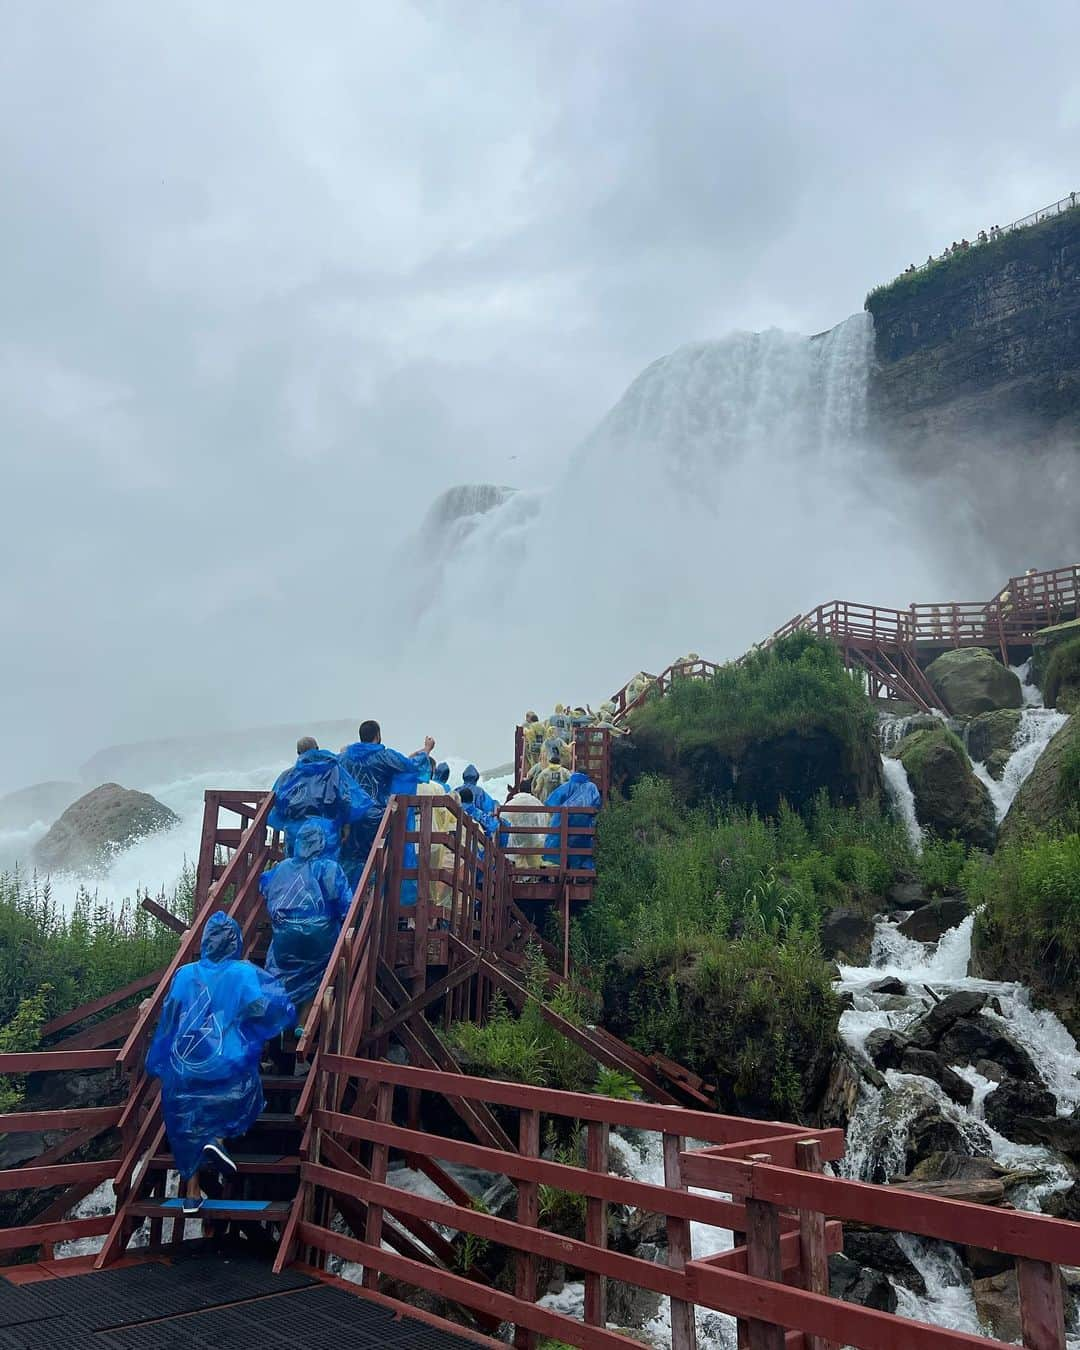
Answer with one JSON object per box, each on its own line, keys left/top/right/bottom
{"left": 148, "top": 1153, "right": 300, "bottom": 1174}
{"left": 129, "top": 1197, "right": 291, "bottom": 1220}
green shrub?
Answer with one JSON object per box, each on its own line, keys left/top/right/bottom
{"left": 0, "top": 870, "right": 184, "bottom": 1027}
{"left": 967, "top": 831, "right": 1080, "bottom": 975}
{"left": 1043, "top": 638, "right": 1080, "bottom": 709}
{"left": 0, "top": 985, "right": 53, "bottom": 1111}
{"left": 631, "top": 632, "right": 876, "bottom": 765}
{"left": 918, "top": 838, "right": 968, "bottom": 895}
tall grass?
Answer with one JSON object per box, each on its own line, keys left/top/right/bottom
{"left": 967, "top": 831, "right": 1080, "bottom": 978}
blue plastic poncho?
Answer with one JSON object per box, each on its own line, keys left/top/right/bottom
{"left": 259, "top": 821, "right": 353, "bottom": 1011}
{"left": 433, "top": 762, "right": 451, "bottom": 789}
{"left": 146, "top": 912, "right": 294, "bottom": 1179}
{"left": 544, "top": 771, "right": 602, "bottom": 869}
{"left": 268, "top": 748, "right": 377, "bottom": 856}
{"left": 457, "top": 765, "right": 498, "bottom": 817}
{"left": 339, "top": 741, "right": 420, "bottom": 807}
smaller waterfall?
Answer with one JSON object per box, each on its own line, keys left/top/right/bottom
{"left": 881, "top": 756, "right": 924, "bottom": 853}
{"left": 970, "top": 706, "right": 1070, "bottom": 824}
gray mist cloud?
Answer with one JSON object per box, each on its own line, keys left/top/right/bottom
{"left": 2, "top": 0, "right": 1079, "bottom": 789}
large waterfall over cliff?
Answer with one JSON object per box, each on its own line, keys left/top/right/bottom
{"left": 386, "top": 313, "right": 975, "bottom": 745}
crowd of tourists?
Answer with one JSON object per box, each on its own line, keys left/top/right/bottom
{"left": 145, "top": 715, "right": 602, "bottom": 1214}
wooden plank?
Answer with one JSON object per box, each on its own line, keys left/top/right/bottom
{"left": 1018, "top": 1258, "right": 1066, "bottom": 1350}
{"left": 585, "top": 1121, "right": 609, "bottom": 1329}
{"left": 298, "top": 1221, "right": 645, "bottom": 1350}
{"left": 746, "top": 1195, "right": 785, "bottom": 1350}
{"left": 795, "top": 1140, "right": 837, "bottom": 1350}
{"left": 0, "top": 1105, "right": 121, "bottom": 1133}
{"left": 514, "top": 1109, "right": 540, "bottom": 1350}
{"left": 0, "top": 1050, "right": 119, "bottom": 1072}
{"left": 664, "top": 1131, "right": 697, "bottom": 1350}
{"left": 301, "top": 1166, "right": 689, "bottom": 1300}
{"left": 362, "top": 1082, "right": 393, "bottom": 1291}
{"left": 0, "top": 1159, "right": 118, "bottom": 1190}
{"left": 311, "top": 1109, "right": 762, "bottom": 1233}
{"left": 682, "top": 1157, "right": 1080, "bottom": 1267}
{"left": 139, "top": 897, "right": 187, "bottom": 934}
{"left": 0, "top": 1216, "right": 114, "bottom": 1254}
{"left": 320, "top": 1053, "right": 824, "bottom": 1147}
{"left": 356, "top": 957, "right": 480, "bottom": 1053}
{"left": 688, "top": 1263, "right": 1003, "bottom": 1350}
{"left": 41, "top": 969, "right": 164, "bottom": 1039}
{"left": 52, "top": 1006, "right": 137, "bottom": 1052}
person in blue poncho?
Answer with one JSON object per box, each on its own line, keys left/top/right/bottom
{"left": 268, "top": 736, "right": 378, "bottom": 858}
{"left": 456, "top": 764, "right": 498, "bottom": 816}
{"left": 259, "top": 820, "right": 352, "bottom": 1035}
{"left": 433, "top": 761, "right": 451, "bottom": 791}
{"left": 458, "top": 785, "right": 499, "bottom": 837}
{"left": 146, "top": 911, "right": 294, "bottom": 1214}
{"left": 340, "top": 722, "right": 433, "bottom": 806}
{"left": 543, "top": 771, "right": 602, "bottom": 870}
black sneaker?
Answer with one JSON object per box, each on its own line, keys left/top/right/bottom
{"left": 201, "top": 1142, "right": 237, "bottom": 1177}
{"left": 181, "top": 1194, "right": 203, "bottom": 1217}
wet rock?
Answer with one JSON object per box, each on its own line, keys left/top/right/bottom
{"left": 973, "top": 1270, "right": 1022, "bottom": 1343}
{"left": 869, "top": 977, "right": 907, "bottom": 996}
{"left": 843, "top": 1230, "right": 926, "bottom": 1295}
{"left": 607, "top": 1281, "right": 663, "bottom": 1329}
{"left": 889, "top": 728, "right": 997, "bottom": 851}
{"left": 1046, "top": 1179, "right": 1080, "bottom": 1223}
{"left": 907, "top": 990, "right": 987, "bottom": 1048}
{"left": 886, "top": 881, "right": 931, "bottom": 911}
{"left": 898, "top": 897, "right": 971, "bottom": 944}
{"left": 821, "top": 907, "right": 875, "bottom": 964}
{"left": 34, "top": 782, "right": 179, "bottom": 875}
{"left": 965, "top": 709, "right": 1022, "bottom": 767}
{"left": 899, "top": 1047, "right": 975, "bottom": 1106}
{"left": 1000, "top": 715, "right": 1080, "bottom": 843}
{"left": 925, "top": 648, "right": 1023, "bottom": 717}
{"left": 1001, "top": 1107, "right": 1080, "bottom": 1158}
{"left": 877, "top": 995, "right": 919, "bottom": 1013}
{"left": 908, "top": 1152, "right": 1008, "bottom": 1184}
{"left": 905, "top": 1103, "right": 991, "bottom": 1174}
{"left": 974, "top": 1058, "right": 1008, "bottom": 1084}
{"left": 865, "top": 1027, "right": 910, "bottom": 1072}
{"left": 937, "top": 1015, "right": 1040, "bottom": 1082}
{"left": 819, "top": 1052, "right": 864, "bottom": 1130}
{"left": 964, "top": 1243, "right": 1014, "bottom": 1278}
{"left": 828, "top": 1254, "right": 897, "bottom": 1313}
{"left": 983, "top": 1079, "right": 1057, "bottom": 1135}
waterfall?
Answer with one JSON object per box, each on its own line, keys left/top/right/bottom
{"left": 971, "top": 706, "right": 1070, "bottom": 823}
{"left": 881, "top": 755, "right": 924, "bottom": 853}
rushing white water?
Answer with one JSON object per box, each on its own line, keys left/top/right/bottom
{"left": 881, "top": 756, "right": 924, "bottom": 853}
{"left": 970, "top": 706, "right": 1070, "bottom": 823}
{"left": 837, "top": 904, "right": 1080, "bottom": 1335}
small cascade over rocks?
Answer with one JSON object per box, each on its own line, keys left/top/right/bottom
{"left": 835, "top": 907, "right": 1080, "bottom": 1337}
{"left": 970, "top": 706, "right": 1070, "bottom": 823}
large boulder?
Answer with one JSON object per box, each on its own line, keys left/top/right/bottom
{"left": 821, "top": 907, "right": 875, "bottom": 964}
{"left": 983, "top": 1079, "right": 1057, "bottom": 1136}
{"left": 937, "top": 1015, "right": 1040, "bottom": 1083}
{"left": 965, "top": 709, "right": 1022, "bottom": 777}
{"left": 999, "top": 714, "right": 1080, "bottom": 843}
{"left": 842, "top": 1231, "right": 926, "bottom": 1295}
{"left": 898, "top": 896, "right": 971, "bottom": 942}
{"left": 828, "top": 1255, "right": 897, "bottom": 1313}
{"left": 898, "top": 1047, "right": 975, "bottom": 1106}
{"left": 33, "top": 783, "right": 178, "bottom": 875}
{"left": 925, "top": 648, "right": 1022, "bottom": 717}
{"left": 907, "top": 990, "right": 987, "bottom": 1048}
{"left": 889, "top": 729, "right": 996, "bottom": 850}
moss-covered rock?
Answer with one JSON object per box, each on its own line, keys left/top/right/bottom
{"left": 1043, "top": 637, "right": 1080, "bottom": 713}
{"left": 614, "top": 634, "right": 883, "bottom": 815}
{"left": 924, "top": 649, "right": 1022, "bottom": 717}
{"left": 889, "top": 729, "right": 996, "bottom": 850}
{"left": 1031, "top": 618, "right": 1080, "bottom": 688}
{"left": 999, "top": 715, "right": 1080, "bottom": 843}
{"left": 965, "top": 709, "right": 1022, "bottom": 777}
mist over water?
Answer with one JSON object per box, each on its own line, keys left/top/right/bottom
{"left": 386, "top": 312, "right": 990, "bottom": 754}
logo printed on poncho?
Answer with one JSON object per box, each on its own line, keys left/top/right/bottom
{"left": 171, "top": 983, "right": 224, "bottom": 1071}
{"left": 270, "top": 867, "right": 321, "bottom": 929}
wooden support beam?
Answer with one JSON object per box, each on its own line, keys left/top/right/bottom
{"left": 362, "top": 1082, "right": 393, "bottom": 1291}
{"left": 795, "top": 1139, "right": 838, "bottom": 1350}
{"left": 664, "top": 1131, "right": 697, "bottom": 1350}
{"left": 514, "top": 1109, "right": 540, "bottom": 1350}
{"left": 585, "top": 1121, "right": 610, "bottom": 1330}
{"left": 1018, "top": 1257, "right": 1066, "bottom": 1350}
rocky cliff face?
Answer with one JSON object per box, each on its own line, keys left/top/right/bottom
{"left": 867, "top": 208, "right": 1080, "bottom": 455}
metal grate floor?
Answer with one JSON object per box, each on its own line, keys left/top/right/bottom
{"left": 0, "top": 1261, "right": 487, "bottom": 1349}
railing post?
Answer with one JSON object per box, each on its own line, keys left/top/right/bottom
{"left": 745, "top": 1154, "right": 784, "bottom": 1350}
{"left": 1018, "top": 1257, "right": 1066, "bottom": 1350}
{"left": 796, "top": 1139, "right": 838, "bottom": 1350}
{"left": 585, "top": 1121, "right": 610, "bottom": 1328}
{"left": 663, "top": 1132, "right": 697, "bottom": 1350}
{"left": 514, "top": 1108, "right": 540, "bottom": 1350}
{"left": 361, "top": 1081, "right": 394, "bottom": 1291}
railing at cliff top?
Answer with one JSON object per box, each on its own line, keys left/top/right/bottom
{"left": 882, "top": 190, "right": 1079, "bottom": 283}
{"left": 609, "top": 657, "right": 723, "bottom": 725}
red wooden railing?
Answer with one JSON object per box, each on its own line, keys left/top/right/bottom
{"left": 281, "top": 1055, "right": 1080, "bottom": 1350}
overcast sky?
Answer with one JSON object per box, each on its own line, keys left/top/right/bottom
{"left": 2, "top": 1, "right": 1079, "bottom": 790}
